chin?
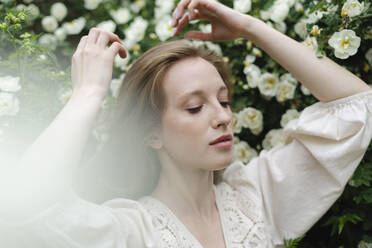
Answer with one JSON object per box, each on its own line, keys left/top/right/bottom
{"left": 214, "top": 156, "right": 234, "bottom": 170}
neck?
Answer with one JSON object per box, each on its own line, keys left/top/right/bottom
{"left": 151, "top": 162, "right": 217, "bottom": 221}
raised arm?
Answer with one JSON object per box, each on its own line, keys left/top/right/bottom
{"left": 0, "top": 28, "right": 127, "bottom": 219}
{"left": 171, "top": 0, "right": 371, "bottom": 102}
{"left": 240, "top": 18, "right": 371, "bottom": 102}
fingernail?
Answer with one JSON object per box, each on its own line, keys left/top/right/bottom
{"left": 175, "top": 10, "right": 181, "bottom": 19}
{"left": 170, "top": 19, "right": 175, "bottom": 27}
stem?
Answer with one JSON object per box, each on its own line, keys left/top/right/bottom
{"left": 6, "top": 29, "right": 22, "bottom": 83}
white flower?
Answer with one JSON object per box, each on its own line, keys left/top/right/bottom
{"left": 123, "top": 17, "right": 148, "bottom": 50}
{"left": 51, "top": 2, "right": 67, "bottom": 22}
{"left": 239, "top": 107, "right": 264, "bottom": 134}
{"left": 295, "top": 2, "right": 304, "bottom": 12}
{"left": 41, "top": 16, "right": 58, "bottom": 32}
{"left": 62, "top": 17, "right": 86, "bottom": 35}
{"left": 365, "top": 48, "right": 372, "bottom": 66}
{"left": 342, "top": 0, "right": 365, "bottom": 17}
{"left": 302, "top": 36, "right": 318, "bottom": 51}
{"left": 199, "top": 24, "right": 212, "bottom": 33}
{"left": 155, "top": 0, "right": 174, "bottom": 20}
{"left": 130, "top": 0, "right": 146, "bottom": 13}
{"left": 26, "top": 4, "right": 40, "bottom": 19}
{"left": 97, "top": 20, "right": 117, "bottom": 33}
{"left": 243, "top": 64, "right": 261, "bottom": 88}
{"left": 58, "top": 87, "right": 72, "bottom": 105}
{"left": 258, "top": 72, "right": 279, "bottom": 97}
{"left": 114, "top": 52, "right": 131, "bottom": 70}
{"left": 38, "top": 34, "right": 58, "bottom": 50}
{"left": 110, "top": 74, "right": 125, "bottom": 98}
{"left": 155, "top": 15, "right": 174, "bottom": 41}
{"left": 326, "top": 4, "right": 338, "bottom": 14}
{"left": 301, "top": 84, "right": 311, "bottom": 95}
{"left": 0, "top": 76, "right": 21, "bottom": 92}
{"left": 233, "top": 140, "right": 257, "bottom": 164}
{"left": 306, "top": 10, "right": 325, "bottom": 24}
{"left": 260, "top": 10, "right": 271, "bottom": 20}
{"left": 84, "top": 0, "right": 103, "bottom": 10}
{"left": 273, "top": 21, "right": 287, "bottom": 33}
{"left": 233, "top": 112, "right": 243, "bottom": 134}
{"left": 252, "top": 47, "right": 262, "bottom": 57}
{"left": 15, "top": 4, "right": 27, "bottom": 11}
{"left": 233, "top": 0, "right": 252, "bottom": 13}
{"left": 357, "top": 240, "right": 372, "bottom": 248}
{"left": 270, "top": 1, "right": 290, "bottom": 23}
{"left": 276, "top": 81, "right": 296, "bottom": 102}
{"left": 54, "top": 27, "right": 67, "bottom": 41}
{"left": 328, "top": 29, "right": 361, "bottom": 59}
{"left": 0, "top": 92, "right": 20, "bottom": 116}
{"left": 262, "top": 128, "right": 285, "bottom": 150}
{"left": 110, "top": 8, "right": 131, "bottom": 25}
{"left": 205, "top": 42, "right": 222, "bottom": 56}
{"left": 280, "top": 72, "right": 298, "bottom": 86}
{"left": 294, "top": 18, "right": 308, "bottom": 39}
{"left": 280, "top": 109, "right": 300, "bottom": 128}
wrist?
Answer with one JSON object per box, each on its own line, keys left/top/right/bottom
{"left": 71, "top": 87, "right": 107, "bottom": 104}
{"left": 239, "top": 15, "right": 266, "bottom": 43}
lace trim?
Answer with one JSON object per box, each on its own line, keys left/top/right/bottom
{"left": 139, "top": 183, "right": 272, "bottom": 248}
{"left": 216, "top": 182, "right": 270, "bottom": 248}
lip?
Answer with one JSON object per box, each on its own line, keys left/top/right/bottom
{"left": 209, "top": 134, "right": 233, "bottom": 146}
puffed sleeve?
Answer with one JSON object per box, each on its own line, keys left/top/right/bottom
{"left": 222, "top": 90, "right": 372, "bottom": 245}
{"left": 0, "top": 186, "right": 159, "bottom": 248}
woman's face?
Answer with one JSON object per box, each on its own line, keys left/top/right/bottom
{"left": 154, "top": 56, "right": 234, "bottom": 171}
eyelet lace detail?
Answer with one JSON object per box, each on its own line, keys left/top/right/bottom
{"left": 215, "top": 182, "right": 270, "bottom": 248}
{"left": 139, "top": 196, "right": 199, "bottom": 248}
{"left": 139, "top": 182, "right": 272, "bottom": 248}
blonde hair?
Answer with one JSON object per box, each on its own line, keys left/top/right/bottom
{"left": 76, "top": 40, "right": 234, "bottom": 202}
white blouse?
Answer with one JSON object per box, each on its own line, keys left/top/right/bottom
{"left": 1, "top": 90, "right": 372, "bottom": 248}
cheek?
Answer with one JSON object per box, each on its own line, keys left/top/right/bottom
{"left": 162, "top": 112, "right": 207, "bottom": 148}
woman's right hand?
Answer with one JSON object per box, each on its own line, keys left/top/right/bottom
{"left": 71, "top": 28, "right": 127, "bottom": 100}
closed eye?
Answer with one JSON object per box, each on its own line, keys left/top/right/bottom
{"left": 187, "top": 102, "right": 230, "bottom": 114}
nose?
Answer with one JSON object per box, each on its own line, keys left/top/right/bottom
{"left": 211, "top": 102, "right": 232, "bottom": 129}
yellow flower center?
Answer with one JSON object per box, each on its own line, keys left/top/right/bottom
{"left": 341, "top": 9, "right": 348, "bottom": 16}
{"left": 311, "top": 25, "right": 321, "bottom": 36}
{"left": 167, "top": 25, "right": 173, "bottom": 31}
{"left": 267, "top": 78, "right": 275, "bottom": 85}
{"left": 364, "top": 64, "right": 370, "bottom": 72}
{"left": 341, "top": 39, "right": 350, "bottom": 49}
{"left": 241, "top": 149, "right": 246, "bottom": 158}
{"left": 132, "top": 44, "right": 140, "bottom": 52}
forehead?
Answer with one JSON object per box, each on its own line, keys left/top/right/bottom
{"left": 162, "top": 57, "right": 226, "bottom": 101}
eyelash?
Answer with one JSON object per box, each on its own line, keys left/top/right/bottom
{"left": 187, "top": 102, "right": 230, "bottom": 114}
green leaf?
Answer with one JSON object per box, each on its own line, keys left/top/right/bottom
{"left": 350, "top": 162, "right": 372, "bottom": 188}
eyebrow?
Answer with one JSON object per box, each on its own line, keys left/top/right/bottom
{"left": 179, "top": 85, "right": 228, "bottom": 102}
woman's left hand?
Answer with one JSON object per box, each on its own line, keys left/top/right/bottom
{"left": 171, "top": 0, "right": 257, "bottom": 42}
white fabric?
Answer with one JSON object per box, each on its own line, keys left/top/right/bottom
{"left": 1, "top": 90, "right": 372, "bottom": 248}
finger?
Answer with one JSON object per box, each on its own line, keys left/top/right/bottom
{"left": 107, "top": 42, "right": 127, "bottom": 59}
{"left": 188, "top": 0, "right": 201, "bottom": 20}
{"left": 96, "top": 30, "right": 121, "bottom": 47}
{"left": 76, "top": 35, "right": 88, "bottom": 52}
{"left": 173, "top": 13, "right": 190, "bottom": 36}
{"left": 174, "top": 11, "right": 207, "bottom": 36}
{"left": 172, "top": 0, "right": 191, "bottom": 27}
{"left": 184, "top": 30, "right": 213, "bottom": 41}
{"left": 87, "top": 28, "right": 100, "bottom": 45}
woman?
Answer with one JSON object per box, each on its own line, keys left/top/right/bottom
{"left": 1, "top": 0, "right": 372, "bottom": 247}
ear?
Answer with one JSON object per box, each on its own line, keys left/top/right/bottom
{"left": 147, "top": 132, "right": 163, "bottom": 150}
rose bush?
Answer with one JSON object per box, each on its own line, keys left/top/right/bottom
{"left": 0, "top": 0, "right": 371, "bottom": 246}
